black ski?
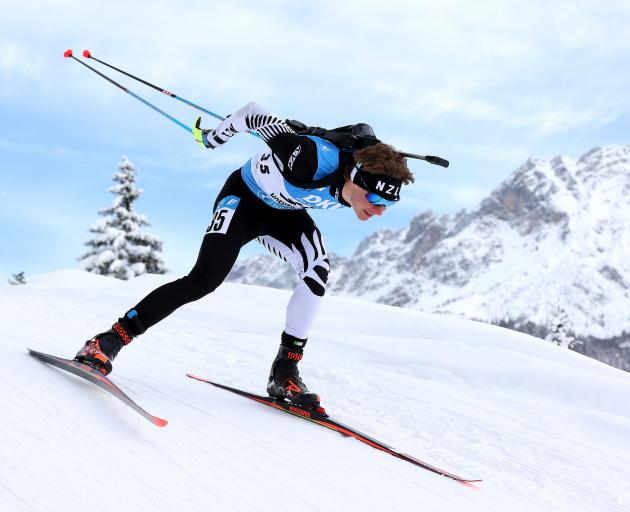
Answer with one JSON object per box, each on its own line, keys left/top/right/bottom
{"left": 28, "top": 349, "right": 167, "bottom": 427}
{"left": 186, "top": 374, "right": 480, "bottom": 484}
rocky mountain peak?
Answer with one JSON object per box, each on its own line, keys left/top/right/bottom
{"left": 227, "top": 144, "right": 630, "bottom": 370}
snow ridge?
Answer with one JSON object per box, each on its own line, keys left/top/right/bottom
{"left": 2, "top": 270, "right": 630, "bottom": 512}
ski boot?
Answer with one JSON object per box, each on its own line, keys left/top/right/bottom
{"left": 74, "top": 309, "right": 145, "bottom": 375}
{"left": 267, "top": 332, "right": 327, "bottom": 416}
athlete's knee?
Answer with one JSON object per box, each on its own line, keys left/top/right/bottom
{"left": 298, "top": 229, "right": 329, "bottom": 297}
{"left": 184, "top": 268, "right": 222, "bottom": 300}
{"left": 303, "top": 259, "right": 329, "bottom": 297}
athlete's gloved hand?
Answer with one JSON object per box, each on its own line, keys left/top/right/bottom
{"left": 192, "top": 117, "right": 216, "bottom": 149}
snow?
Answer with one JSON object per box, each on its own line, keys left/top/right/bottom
{"left": 2, "top": 269, "right": 630, "bottom": 511}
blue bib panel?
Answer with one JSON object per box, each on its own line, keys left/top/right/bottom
{"left": 240, "top": 136, "right": 345, "bottom": 210}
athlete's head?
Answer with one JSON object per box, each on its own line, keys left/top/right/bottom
{"left": 342, "top": 143, "right": 415, "bottom": 221}
{"left": 352, "top": 143, "right": 415, "bottom": 185}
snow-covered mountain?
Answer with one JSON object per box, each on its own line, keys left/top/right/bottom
{"left": 227, "top": 144, "right": 630, "bottom": 369}
{"left": 2, "top": 270, "right": 630, "bottom": 511}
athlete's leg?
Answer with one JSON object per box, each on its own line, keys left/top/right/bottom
{"left": 132, "top": 171, "right": 263, "bottom": 329}
{"left": 258, "top": 210, "right": 329, "bottom": 410}
{"left": 257, "top": 213, "right": 329, "bottom": 339}
{"left": 75, "top": 170, "right": 264, "bottom": 374}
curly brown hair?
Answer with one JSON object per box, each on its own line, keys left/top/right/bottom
{"left": 349, "top": 143, "right": 415, "bottom": 184}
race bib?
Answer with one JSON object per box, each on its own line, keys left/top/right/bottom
{"left": 206, "top": 195, "right": 240, "bottom": 235}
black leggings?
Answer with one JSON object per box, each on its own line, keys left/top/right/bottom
{"left": 132, "top": 170, "right": 329, "bottom": 331}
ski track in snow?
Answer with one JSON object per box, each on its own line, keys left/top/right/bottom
{"left": 1, "top": 270, "right": 630, "bottom": 512}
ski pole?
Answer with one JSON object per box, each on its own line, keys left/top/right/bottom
{"left": 80, "top": 50, "right": 261, "bottom": 140}
{"left": 81, "top": 49, "right": 227, "bottom": 123}
{"left": 64, "top": 49, "right": 191, "bottom": 134}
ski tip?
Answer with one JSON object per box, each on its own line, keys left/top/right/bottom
{"left": 27, "top": 348, "right": 45, "bottom": 357}
{"left": 186, "top": 373, "right": 210, "bottom": 383}
{"left": 152, "top": 417, "right": 168, "bottom": 427}
{"left": 82, "top": 49, "right": 91, "bottom": 58}
{"left": 63, "top": 49, "right": 73, "bottom": 58}
{"left": 459, "top": 479, "right": 483, "bottom": 488}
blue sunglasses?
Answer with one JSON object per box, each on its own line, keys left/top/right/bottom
{"left": 366, "top": 192, "right": 397, "bottom": 208}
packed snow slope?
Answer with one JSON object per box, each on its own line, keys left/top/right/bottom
{"left": 2, "top": 270, "right": 629, "bottom": 512}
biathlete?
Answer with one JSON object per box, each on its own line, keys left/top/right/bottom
{"left": 74, "top": 102, "right": 415, "bottom": 414}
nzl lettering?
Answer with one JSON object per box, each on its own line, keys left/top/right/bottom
{"left": 375, "top": 181, "right": 400, "bottom": 195}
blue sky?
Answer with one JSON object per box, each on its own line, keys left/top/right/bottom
{"left": 1, "top": 0, "right": 629, "bottom": 278}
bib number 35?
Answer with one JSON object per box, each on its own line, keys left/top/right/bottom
{"left": 206, "top": 196, "right": 240, "bottom": 235}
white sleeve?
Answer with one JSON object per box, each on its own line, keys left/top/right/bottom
{"left": 208, "top": 101, "right": 296, "bottom": 146}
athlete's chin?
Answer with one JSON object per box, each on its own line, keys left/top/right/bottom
{"left": 353, "top": 207, "right": 375, "bottom": 221}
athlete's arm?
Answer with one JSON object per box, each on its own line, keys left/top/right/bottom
{"left": 206, "top": 102, "right": 319, "bottom": 180}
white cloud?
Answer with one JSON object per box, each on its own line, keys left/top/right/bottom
{"left": 0, "top": 40, "right": 47, "bottom": 97}
{"left": 0, "top": 41, "right": 22, "bottom": 75}
{"left": 398, "top": 178, "right": 490, "bottom": 215}
{"left": 515, "top": 98, "right": 620, "bottom": 137}
{"left": 2, "top": 0, "right": 629, "bottom": 214}
{"left": 1, "top": 0, "right": 629, "bottom": 142}
{"left": 0, "top": 135, "right": 84, "bottom": 157}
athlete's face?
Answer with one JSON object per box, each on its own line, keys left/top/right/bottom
{"left": 343, "top": 181, "right": 386, "bottom": 221}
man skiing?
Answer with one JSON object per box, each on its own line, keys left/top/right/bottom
{"left": 74, "top": 101, "right": 414, "bottom": 414}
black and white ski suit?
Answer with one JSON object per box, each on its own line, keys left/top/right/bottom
{"left": 132, "top": 102, "right": 351, "bottom": 340}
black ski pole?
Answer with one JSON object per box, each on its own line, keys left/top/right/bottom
{"left": 81, "top": 50, "right": 261, "bottom": 139}
{"left": 63, "top": 49, "right": 191, "bottom": 133}
{"left": 82, "top": 49, "right": 226, "bottom": 123}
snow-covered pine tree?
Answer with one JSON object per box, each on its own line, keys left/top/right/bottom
{"left": 545, "top": 299, "right": 579, "bottom": 349}
{"left": 80, "top": 156, "right": 167, "bottom": 280}
{"left": 8, "top": 272, "right": 26, "bottom": 285}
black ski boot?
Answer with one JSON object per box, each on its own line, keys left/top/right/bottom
{"left": 267, "top": 332, "right": 327, "bottom": 415}
{"left": 74, "top": 309, "right": 145, "bottom": 375}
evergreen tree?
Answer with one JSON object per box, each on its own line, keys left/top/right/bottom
{"left": 545, "top": 299, "right": 580, "bottom": 349}
{"left": 80, "top": 156, "right": 167, "bottom": 280}
{"left": 8, "top": 271, "right": 26, "bottom": 285}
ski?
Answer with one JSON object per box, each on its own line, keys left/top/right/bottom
{"left": 28, "top": 349, "right": 167, "bottom": 427}
{"left": 186, "top": 374, "right": 480, "bottom": 484}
